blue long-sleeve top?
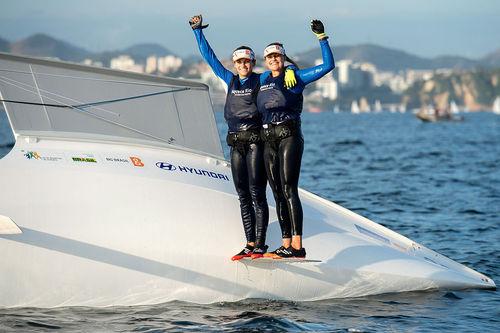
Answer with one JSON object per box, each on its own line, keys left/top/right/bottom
{"left": 193, "top": 29, "right": 264, "bottom": 132}
{"left": 259, "top": 39, "right": 335, "bottom": 92}
{"left": 193, "top": 29, "right": 234, "bottom": 89}
{"left": 257, "top": 39, "right": 335, "bottom": 124}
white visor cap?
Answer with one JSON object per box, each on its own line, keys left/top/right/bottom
{"left": 263, "top": 44, "right": 285, "bottom": 58}
{"left": 232, "top": 48, "right": 255, "bottom": 62}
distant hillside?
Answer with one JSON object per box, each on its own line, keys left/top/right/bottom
{"left": 429, "top": 55, "right": 478, "bottom": 70}
{"left": 1, "top": 33, "right": 498, "bottom": 72}
{"left": 93, "top": 43, "right": 175, "bottom": 66}
{"left": 295, "top": 43, "right": 500, "bottom": 71}
{"left": 403, "top": 68, "right": 500, "bottom": 110}
{"left": 482, "top": 48, "right": 500, "bottom": 67}
{"left": 1, "top": 34, "right": 175, "bottom": 66}
{"left": 8, "top": 34, "right": 92, "bottom": 61}
{"left": 296, "top": 44, "right": 425, "bottom": 71}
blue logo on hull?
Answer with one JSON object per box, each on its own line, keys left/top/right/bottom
{"left": 156, "top": 161, "right": 229, "bottom": 181}
{"left": 156, "top": 162, "right": 176, "bottom": 171}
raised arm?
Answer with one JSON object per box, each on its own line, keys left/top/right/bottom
{"left": 189, "top": 15, "right": 233, "bottom": 86}
{"left": 296, "top": 20, "right": 335, "bottom": 86}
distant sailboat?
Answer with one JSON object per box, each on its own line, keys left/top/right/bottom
{"left": 351, "top": 100, "right": 360, "bottom": 114}
{"left": 493, "top": 96, "right": 500, "bottom": 115}
{"left": 374, "top": 100, "right": 382, "bottom": 113}
{"left": 450, "top": 100, "right": 459, "bottom": 114}
{"left": 359, "top": 98, "right": 371, "bottom": 113}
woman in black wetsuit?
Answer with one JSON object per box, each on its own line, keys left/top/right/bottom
{"left": 258, "top": 20, "right": 335, "bottom": 258}
{"left": 189, "top": 15, "right": 297, "bottom": 260}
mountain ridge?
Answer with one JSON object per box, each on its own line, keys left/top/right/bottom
{"left": 1, "top": 34, "right": 499, "bottom": 71}
{"left": 296, "top": 43, "right": 499, "bottom": 71}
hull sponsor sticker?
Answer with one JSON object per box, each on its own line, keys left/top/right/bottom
{"left": 104, "top": 157, "right": 129, "bottom": 163}
{"left": 72, "top": 154, "right": 98, "bottom": 163}
{"left": 130, "top": 156, "right": 144, "bottom": 167}
{"left": 22, "top": 150, "right": 64, "bottom": 162}
{"left": 102, "top": 155, "right": 145, "bottom": 168}
{"left": 156, "top": 161, "right": 230, "bottom": 181}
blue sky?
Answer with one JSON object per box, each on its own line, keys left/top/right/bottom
{"left": 1, "top": 0, "right": 499, "bottom": 58}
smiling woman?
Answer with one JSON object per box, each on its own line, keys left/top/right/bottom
{"left": 258, "top": 20, "right": 335, "bottom": 259}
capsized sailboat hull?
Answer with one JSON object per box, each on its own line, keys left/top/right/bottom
{"left": 0, "top": 138, "right": 494, "bottom": 307}
{"left": 0, "top": 52, "right": 494, "bottom": 308}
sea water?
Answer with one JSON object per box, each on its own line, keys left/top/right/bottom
{"left": 0, "top": 110, "right": 498, "bottom": 332}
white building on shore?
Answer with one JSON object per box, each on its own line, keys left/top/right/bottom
{"left": 110, "top": 55, "right": 144, "bottom": 73}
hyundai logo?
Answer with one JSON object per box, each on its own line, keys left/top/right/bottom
{"left": 156, "top": 162, "right": 176, "bottom": 171}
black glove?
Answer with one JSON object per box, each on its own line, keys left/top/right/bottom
{"left": 311, "top": 19, "right": 327, "bottom": 40}
{"left": 189, "top": 15, "right": 209, "bottom": 30}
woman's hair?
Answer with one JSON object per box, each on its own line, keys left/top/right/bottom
{"left": 265, "top": 42, "right": 300, "bottom": 69}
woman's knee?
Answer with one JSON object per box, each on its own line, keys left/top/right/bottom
{"left": 282, "top": 183, "right": 299, "bottom": 201}
{"left": 249, "top": 185, "right": 267, "bottom": 203}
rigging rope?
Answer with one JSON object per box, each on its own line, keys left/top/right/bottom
{"left": 0, "top": 87, "right": 190, "bottom": 109}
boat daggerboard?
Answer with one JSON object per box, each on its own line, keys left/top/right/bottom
{"left": 0, "top": 215, "right": 22, "bottom": 235}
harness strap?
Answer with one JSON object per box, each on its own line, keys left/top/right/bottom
{"left": 262, "top": 120, "right": 301, "bottom": 143}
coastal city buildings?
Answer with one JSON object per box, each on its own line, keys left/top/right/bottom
{"left": 99, "top": 53, "right": 496, "bottom": 112}
{"left": 110, "top": 55, "right": 144, "bottom": 73}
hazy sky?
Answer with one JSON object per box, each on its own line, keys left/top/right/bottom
{"left": 1, "top": 0, "right": 499, "bottom": 59}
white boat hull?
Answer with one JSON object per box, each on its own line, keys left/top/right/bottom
{"left": 0, "top": 138, "right": 495, "bottom": 308}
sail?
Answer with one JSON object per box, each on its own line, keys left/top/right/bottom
{"left": 0, "top": 52, "right": 223, "bottom": 158}
{"left": 351, "top": 100, "right": 360, "bottom": 114}
{"left": 493, "top": 96, "right": 500, "bottom": 114}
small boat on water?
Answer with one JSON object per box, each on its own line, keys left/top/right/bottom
{"left": 0, "top": 53, "right": 495, "bottom": 308}
{"left": 416, "top": 105, "right": 463, "bottom": 122}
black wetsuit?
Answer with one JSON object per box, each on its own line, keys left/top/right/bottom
{"left": 257, "top": 39, "right": 334, "bottom": 239}
{"left": 193, "top": 29, "right": 268, "bottom": 247}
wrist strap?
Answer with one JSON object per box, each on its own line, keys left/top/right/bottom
{"left": 315, "top": 32, "right": 327, "bottom": 40}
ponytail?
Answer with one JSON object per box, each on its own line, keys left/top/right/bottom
{"left": 285, "top": 55, "right": 299, "bottom": 69}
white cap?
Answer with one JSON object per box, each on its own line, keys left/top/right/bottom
{"left": 232, "top": 48, "right": 255, "bottom": 62}
{"left": 263, "top": 44, "right": 285, "bottom": 58}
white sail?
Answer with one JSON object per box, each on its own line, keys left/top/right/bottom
{"left": 450, "top": 100, "right": 459, "bottom": 114}
{"left": 0, "top": 52, "right": 223, "bottom": 158}
{"left": 351, "top": 100, "right": 360, "bottom": 114}
{"left": 493, "top": 96, "right": 500, "bottom": 115}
